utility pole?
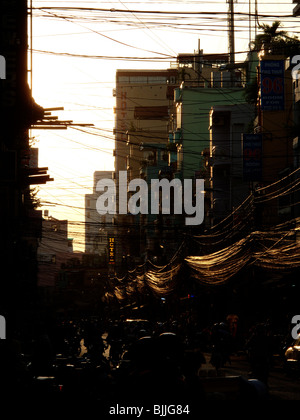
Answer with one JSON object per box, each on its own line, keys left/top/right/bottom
{"left": 227, "top": 0, "right": 237, "bottom": 87}
{"left": 29, "top": 0, "right": 33, "bottom": 91}
{"left": 249, "top": 0, "right": 252, "bottom": 48}
{"left": 227, "top": 0, "right": 236, "bottom": 65}
{"left": 255, "top": 0, "right": 259, "bottom": 38}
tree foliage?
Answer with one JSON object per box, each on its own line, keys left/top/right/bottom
{"left": 245, "top": 21, "right": 300, "bottom": 107}
{"left": 251, "top": 21, "right": 300, "bottom": 57}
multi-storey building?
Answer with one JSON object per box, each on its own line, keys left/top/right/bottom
{"left": 37, "top": 215, "right": 73, "bottom": 287}
{"left": 208, "top": 102, "right": 254, "bottom": 226}
{"left": 113, "top": 68, "right": 178, "bottom": 268}
{"left": 0, "top": 0, "right": 53, "bottom": 323}
{"left": 0, "top": 0, "right": 79, "bottom": 325}
{"left": 253, "top": 53, "right": 294, "bottom": 226}
{"left": 112, "top": 48, "right": 251, "bottom": 268}
{"left": 292, "top": 58, "right": 300, "bottom": 219}
{"left": 171, "top": 54, "right": 253, "bottom": 229}
{"left": 85, "top": 171, "right": 114, "bottom": 258}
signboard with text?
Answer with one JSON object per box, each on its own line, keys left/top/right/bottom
{"left": 243, "top": 134, "right": 262, "bottom": 181}
{"left": 260, "top": 60, "right": 285, "bottom": 111}
{"left": 108, "top": 236, "right": 115, "bottom": 265}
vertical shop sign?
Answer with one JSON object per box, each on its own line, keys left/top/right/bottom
{"left": 243, "top": 133, "right": 262, "bottom": 181}
{"left": 260, "top": 60, "right": 285, "bottom": 111}
{"left": 108, "top": 236, "right": 115, "bottom": 264}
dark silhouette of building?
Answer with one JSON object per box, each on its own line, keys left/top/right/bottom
{"left": 0, "top": 0, "right": 53, "bottom": 335}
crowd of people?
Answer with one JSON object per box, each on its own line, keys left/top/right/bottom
{"left": 1, "top": 312, "right": 294, "bottom": 407}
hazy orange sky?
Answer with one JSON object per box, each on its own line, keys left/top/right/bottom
{"left": 31, "top": 0, "right": 299, "bottom": 250}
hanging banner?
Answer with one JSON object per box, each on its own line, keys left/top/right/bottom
{"left": 243, "top": 133, "right": 262, "bottom": 181}
{"left": 260, "top": 60, "right": 285, "bottom": 111}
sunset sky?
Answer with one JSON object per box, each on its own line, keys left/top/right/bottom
{"left": 30, "top": 0, "right": 299, "bottom": 250}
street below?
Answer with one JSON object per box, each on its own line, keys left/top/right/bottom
{"left": 199, "top": 352, "right": 300, "bottom": 400}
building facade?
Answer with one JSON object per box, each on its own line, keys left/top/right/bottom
{"left": 171, "top": 57, "right": 252, "bottom": 229}
{"left": 0, "top": 0, "right": 53, "bottom": 325}
{"left": 37, "top": 216, "right": 73, "bottom": 287}
{"left": 253, "top": 54, "right": 294, "bottom": 226}
{"left": 208, "top": 102, "right": 254, "bottom": 226}
{"left": 113, "top": 68, "right": 178, "bottom": 269}
{"left": 85, "top": 170, "right": 114, "bottom": 258}
{"left": 112, "top": 48, "right": 254, "bottom": 269}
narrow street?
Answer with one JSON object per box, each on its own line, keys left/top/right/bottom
{"left": 2, "top": 1, "right": 300, "bottom": 410}
{"left": 199, "top": 353, "right": 300, "bottom": 400}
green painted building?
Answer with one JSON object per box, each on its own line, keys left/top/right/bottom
{"left": 173, "top": 83, "right": 248, "bottom": 180}
{"left": 170, "top": 52, "right": 258, "bottom": 227}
